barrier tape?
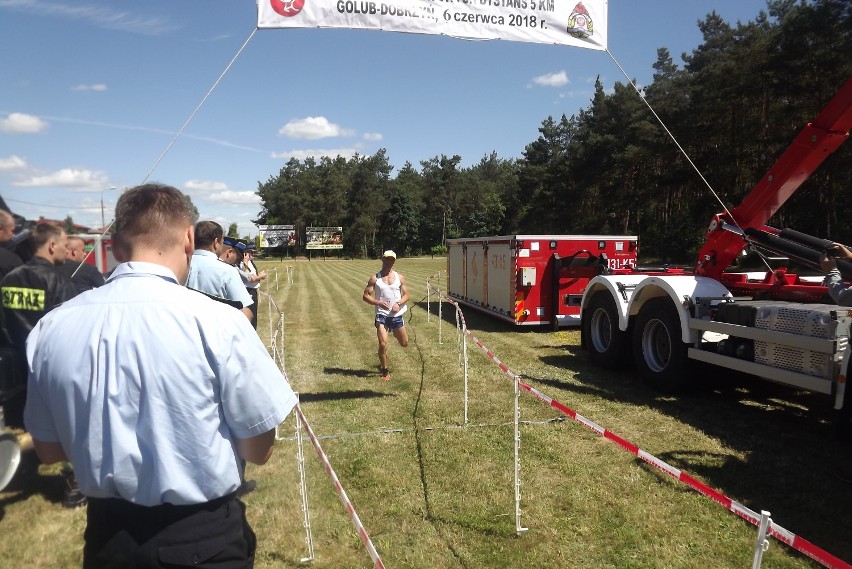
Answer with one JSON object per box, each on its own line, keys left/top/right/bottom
{"left": 293, "top": 403, "right": 386, "bottom": 569}
{"left": 262, "top": 286, "right": 381, "bottom": 566}
{"left": 464, "top": 330, "right": 851, "bottom": 569}
{"left": 424, "top": 272, "right": 851, "bottom": 569}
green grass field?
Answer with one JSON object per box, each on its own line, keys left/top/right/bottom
{"left": 2, "top": 256, "right": 851, "bottom": 568}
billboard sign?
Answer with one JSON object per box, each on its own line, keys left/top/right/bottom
{"left": 258, "top": 224, "right": 296, "bottom": 248}
{"left": 306, "top": 226, "right": 343, "bottom": 250}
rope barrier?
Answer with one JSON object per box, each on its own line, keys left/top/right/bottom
{"left": 425, "top": 273, "right": 852, "bottom": 569}
{"left": 260, "top": 289, "right": 286, "bottom": 376}
{"left": 294, "top": 395, "right": 315, "bottom": 563}
{"left": 293, "top": 403, "right": 387, "bottom": 569}
{"left": 426, "top": 271, "right": 527, "bottom": 533}
{"left": 262, "top": 281, "right": 384, "bottom": 567}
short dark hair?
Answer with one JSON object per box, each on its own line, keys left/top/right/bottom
{"left": 0, "top": 210, "right": 14, "bottom": 230}
{"left": 194, "top": 221, "right": 223, "bottom": 249}
{"left": 113, "top": 184, "right": 197, "bottom": 250}
{"left": 31, "top": 222, "right": 63, "bottom": 250}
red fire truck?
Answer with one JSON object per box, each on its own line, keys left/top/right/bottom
{"left": 447, "top": 235, "right": 637, "bottom": 326}
{"left": 579, "top": 78, "right": 852, "bottom": 434}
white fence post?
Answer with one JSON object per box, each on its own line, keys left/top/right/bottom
{"left": 751, "top": 510, "right": 771, "bottom": 569}
{"left": 514, "top": 375, "right": 528, "bottom": 535}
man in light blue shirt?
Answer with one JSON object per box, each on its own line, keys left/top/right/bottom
{"left": 24, "top": 184, "right": 297, "bottom": 567}
{"left": 186, "top": 220, "right": 253, "bottom": 320}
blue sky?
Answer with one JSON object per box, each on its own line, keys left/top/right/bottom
{"left": 0, "top": 0, "right": 774, "bottom": 237}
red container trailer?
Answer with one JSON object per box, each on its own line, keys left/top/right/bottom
{"left": 76, "top": 233, "right": 118, "bottom": 274}
{"left": 446, "top": 235, "right": 638, "bottom": 327}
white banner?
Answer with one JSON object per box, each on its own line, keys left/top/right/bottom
{"left": 258, "top": 0, "right": 607, "bottom": 50}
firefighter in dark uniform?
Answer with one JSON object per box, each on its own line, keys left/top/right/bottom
{"left": 0, "top": 222, "right": 81, "bottom": 507}
{"left": 1, "top": 222, "right": 76, "bottom": 428}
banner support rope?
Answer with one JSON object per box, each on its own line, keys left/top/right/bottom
{"left": 604, "top": 47, "right": 735, "bottom": 227}
{"left": 141, "top": 27, "right": 258, "bottom": 184}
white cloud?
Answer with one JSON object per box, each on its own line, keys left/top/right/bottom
{"left": 209, "top": 191, "right": 260, "bottom": 205}
{"left": 200, "top": 215, "right": 259, "bottom": 236}
{"left": 183, "top": 134, "right": 266, "bottom": 153}
{"left": 558, "top": 89, "right": 594, "bottom": 99}
{"left": 184, "top": 179, "right": 228, "bottom": 192}
{"left": 0, "top": 0, "right": 179, "bottom": 35}
{"left": 0, "top": 112, "right": 48, "bottom": 133}
{"left": 270, "top": 147, "right": 361, "bottom": 161}
{"left": 71, "top": 83, "right": 108, "bottom": 92}
{"left": 34, "top": 114, "right": 266, "bottom": 153}
{"left": 183, "top": 182, "right": 259, "bottom": 207}
{"left": 363, "top": 132, "right": 383, "bottom": 142}
{"left": 0, "top": 155, "right": 27, "bottom": 171}
{"left": 14, "top": 168, "right": 107, "bottom": 189}
{"left": 532, "top": 71, "right": 569, "bottom": 88}
{"left": 278, "top": 116, "right": 353, "bottom": 140}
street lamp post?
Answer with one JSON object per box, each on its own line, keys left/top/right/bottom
{"left": 101, "top": 186, "right": 117, "bottom": 231}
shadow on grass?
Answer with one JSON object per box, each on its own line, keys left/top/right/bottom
{"left": 412, "top": 301, "right": 519, "bottom": 334}
{"left": 0, "top": 452, "right": 63, "bottom": 522}
{"left": 297, "top": 390, "right": 393, "bottom": 403}
{"left": 534, "top": 344, "right": 852, "bottom": 562}
{"left": 323, "top": 367, "right": 373, "bottom": 378}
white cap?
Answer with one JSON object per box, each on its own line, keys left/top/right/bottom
{"left": 382, "top": 250, "right": 397, "bottom": 259}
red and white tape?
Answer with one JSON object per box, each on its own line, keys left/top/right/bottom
{"left": 293, "top": 404, "right": 386, "bottom": 569}
{"left": 464, "top": 330, "right": 851, "bottom": 569}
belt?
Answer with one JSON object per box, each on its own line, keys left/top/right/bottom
{"left": 87, "top": 491, "right": 238, "bottom": 525}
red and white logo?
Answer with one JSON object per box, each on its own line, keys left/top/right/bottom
{"left": 270, "top": 0, "right": 305, "bottom": 17}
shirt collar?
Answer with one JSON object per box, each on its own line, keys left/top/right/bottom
{"left": 106, "top": 262, "right": 180, "bottom": 285}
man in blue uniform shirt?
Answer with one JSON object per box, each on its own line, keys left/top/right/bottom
{"left": 24, "top": 184, "right": 297, "bottom": 568}
{"left": 186, "top": 221, "right": 254, "bottom": 320}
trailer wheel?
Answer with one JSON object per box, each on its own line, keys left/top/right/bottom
{"left": 633, "top": 297, "right": 689, "bottom": 392}
{"left": 583, "top": 291, "right": 630, "bottom": 368}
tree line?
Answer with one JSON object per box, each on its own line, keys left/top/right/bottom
{"left": 255, "top": 0, "right": 851, "bottom": 262}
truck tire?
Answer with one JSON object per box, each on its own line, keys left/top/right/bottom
{"left": 633, "top": 297, "right": 689, "bottom": 392}
{"left": 583, "top": 291, "right": 630, "bottom": 368}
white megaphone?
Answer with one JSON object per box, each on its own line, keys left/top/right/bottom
{"left": 0, "top": 429, "right": 22, "bottom": 492}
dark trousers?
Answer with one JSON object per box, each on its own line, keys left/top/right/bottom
{"left": 247, "top": 288, "right": 258, "bottom": 330}
{"left": 83, "top": 494, "right": 256, "bottom": 569}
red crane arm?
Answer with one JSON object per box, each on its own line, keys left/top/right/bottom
{"left": 696, "top": 78, "right": 852, "bottom": 279}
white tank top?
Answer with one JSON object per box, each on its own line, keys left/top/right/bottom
{"left": 374, "top": 271, "right": 407, "bottom": 317}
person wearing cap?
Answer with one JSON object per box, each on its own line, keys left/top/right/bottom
{"left": 240, "top": 243, "right": 267, "bottom": 330}
{"left": 204, "top": 233, "right": 259, "bottom": 494}
{"left": 186, "top": 222, "right": 254, "bottom": 321}
{"left": 219, "top": 236, "right": 245, "bottom": 269}
{"left": 24, "top": 184, "right": 297, "bottom": 566}
{"left": 362, "top": 250, "right": 409, "bottom": 381}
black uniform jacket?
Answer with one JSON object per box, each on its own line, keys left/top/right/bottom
{"left": 0, "top": 257, "right": 77, "bottom": 357}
